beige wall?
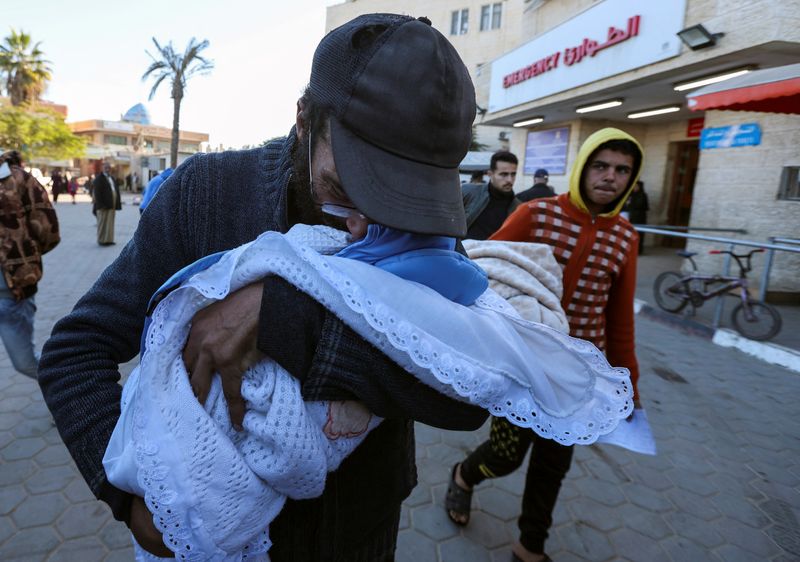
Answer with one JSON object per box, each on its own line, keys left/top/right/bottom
{"left": 326, "top": 1, "right": 800, "bottom": 294}
{"left": 685, "top": 111, "right": 800, "bottom": 293}
{"left": 520, "top": 0, "right": 595, "bottom": 39}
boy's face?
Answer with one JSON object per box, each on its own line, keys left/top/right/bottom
{"left": 582, "top": 149, "right": 634, "bottom": 214}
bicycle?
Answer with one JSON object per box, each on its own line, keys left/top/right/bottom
{"left": 653, "top": 248, "right": 782, "bottom": 341}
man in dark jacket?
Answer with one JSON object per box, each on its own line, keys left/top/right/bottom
{"left": 39, "top": 14, "right": 486, "bottom": 561}
{"left": 516, "top": 168, "right": 555, "bottom": 202}
{"left": 461, "top": 150, "right": 520, "bottom": 240}
{"left": 92, "top": 162, "right": 122, "bottom": 245}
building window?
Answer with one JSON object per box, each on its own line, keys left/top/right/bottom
{"left": 778, "top": 166, "right": 800, "bottom": 200}
{"left": 450, "top": 9, "right": 469, "bottom": 35}
{"left": 481, "top": 3, "right": 503, "bottom": 31}
{"left": 104, "top": 134, "right": 128, "bottom": 145}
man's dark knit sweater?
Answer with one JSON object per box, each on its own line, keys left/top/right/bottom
{"left": 38, "top": 132, "right": 486, "bottom": 559}
{"left": 466, "top": 183, "right": 518, "bottom": 241}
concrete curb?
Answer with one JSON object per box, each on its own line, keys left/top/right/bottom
{"left": 635, "top": 299, "right": 800, "bottom": 373}
{"left": 712, "top": 328, "right": 800, "bottom": 373}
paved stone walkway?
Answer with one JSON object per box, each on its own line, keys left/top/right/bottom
{"left": 1, "top": 198, "right": 798, "bottom": 561}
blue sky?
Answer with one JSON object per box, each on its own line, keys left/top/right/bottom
{"left": 6, "top": 0, "right": 341, "bottom": 148}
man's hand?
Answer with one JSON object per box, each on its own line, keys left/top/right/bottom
{"left": 129, "top": 495, "right": 174, "bottom": 558}
{"left": 182, "top": 282, "right": 265, "bottom": 429}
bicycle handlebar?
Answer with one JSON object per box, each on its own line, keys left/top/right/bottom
{"left": 708, "top": 249, "right": 764, "bottom": 257}
{"left": 708, "top": 248, "right": 764, "bottom": 274}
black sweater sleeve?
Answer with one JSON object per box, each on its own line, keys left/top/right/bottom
{"left": 257, "top": 277, "right": 488, "bottom": 431}
{"left": 38, "top": 159, "right": 201, "bottom": 525}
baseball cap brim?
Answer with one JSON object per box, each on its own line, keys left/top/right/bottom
{"left": 329, "top": 118, "right": 467, "bottom": 238}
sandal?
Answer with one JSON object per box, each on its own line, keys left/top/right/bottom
{"left": 445, "top": 463, "right": 473, "bottom": 526}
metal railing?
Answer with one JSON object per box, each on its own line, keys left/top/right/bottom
{"left": 635, "top": 225, "right": 748, "bottom": 234}
{"left": 634, "top": 226, "right": 800, "bottom": 329}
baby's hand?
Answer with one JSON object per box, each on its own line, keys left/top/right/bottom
{"left": 323, "top": 400, "right": 372, "bottom": 439}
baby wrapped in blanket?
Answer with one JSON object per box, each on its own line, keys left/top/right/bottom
{"left": 104, "top": 208, "right": 633, "bottom": 561}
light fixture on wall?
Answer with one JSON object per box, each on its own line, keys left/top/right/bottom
{"left": 673, "top": 67, "right": 753, "bottom": 91}
{"left": 676, "top": 24, "right": 724, "bottom": 50}
{"left": 627, "top": 106, "right": 682, "bottom": 119}
{"left": 512, "top": 116, "right": 544, "bottom": 127}
{"left": 575, "top": 99, "right": 623, "bottom": 114}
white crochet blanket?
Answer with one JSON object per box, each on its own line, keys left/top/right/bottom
{"left": 104, "top": 225, "right": 633, "bottom": 561}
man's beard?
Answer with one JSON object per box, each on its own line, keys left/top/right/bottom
{"left": 288, "top": 134, "right": 349, "bottom": 232}
{"left": 288, "top": 134, "right": 325, "bottom": 227}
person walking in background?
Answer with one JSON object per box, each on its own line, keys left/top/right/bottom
{"left": 624, "top": 180, "right": 649, "bottom": 254}
{"left": 0, "top": 151, "right": 60, "bottom": 379}
{"left": 462, "top": 150, "right": 520, "bottom": 240}
{"left": 446, "top": 128, "right": 644, "bottom": 562}
{"left": 138, "top": 167, "right": 173, "bottom": 214}
{"left": 466, "top": 170, "right": 485, "bottom": 184}
{"left": 516, "top": 168, "right": 555, "bottom": 202}
{"left": 50, "top": 169, "right": 66, "bottom": 203}
{"left": 85, "top": 174, "right": 94, "bottom": 198}
{"left": 92, "top": 162, "right": 121, "bottom": 245}
{"left": 67, "top": 175, "right": 79, "bottom": 204}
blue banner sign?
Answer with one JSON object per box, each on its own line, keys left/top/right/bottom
{"left": 524, "top": 127, "right": 570, "bottom": 175}
{"left": 699, "top": 123, "right": 761, "bottom": 149}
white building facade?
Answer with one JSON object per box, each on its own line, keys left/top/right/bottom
{"left": 327, "top": 0, "right": 800, "bottom": 298}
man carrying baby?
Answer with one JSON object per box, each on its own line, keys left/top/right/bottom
{"left": 39, "top": 14, "right": 487, "bottom": 561}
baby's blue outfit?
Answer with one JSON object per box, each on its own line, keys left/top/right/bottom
{"left": 335, "top": 225, "right": 488, "bottom": 306}
{"left": 141, "top": 225, "right": 488, "bottom": 355}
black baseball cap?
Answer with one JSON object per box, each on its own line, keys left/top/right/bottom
{"left": 310, "top": 14, "right": 475, "bottom": 237}
{"left": 534, "top": 168, "right": 549, "bottom": 178}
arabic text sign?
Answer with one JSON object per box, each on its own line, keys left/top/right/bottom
{"left": 502, "top": 15, "right": 640, "bottom": 89}
{"left": 524, "top": 127, "right": 570, "bottom": 175}
{"left": 699, "top": 123, "right": 762, "bottom": 150}
{"left": 489, "top": 0, "right": 686, "bottom": 113}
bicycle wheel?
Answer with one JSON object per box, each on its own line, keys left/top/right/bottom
{"left": 653, "top": 271, "right": 689, "bottom": 313}
{"left": 731, "top": 300, "right": 782, "bottom": 341}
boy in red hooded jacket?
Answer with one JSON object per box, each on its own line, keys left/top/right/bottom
{"left": 447, "top": 128, "right": 643, "bottom": 562}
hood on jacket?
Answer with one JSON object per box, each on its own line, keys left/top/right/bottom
{"left": 568, "top": 127, "right": 644, "bottom": 217}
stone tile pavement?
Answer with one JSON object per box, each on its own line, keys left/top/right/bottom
{"left": 1, "top": 197, "right": 798, "bottom": 561}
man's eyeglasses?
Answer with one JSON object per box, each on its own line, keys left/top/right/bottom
{"left": 308, "top": 126, "right": 364, "bottom": 219}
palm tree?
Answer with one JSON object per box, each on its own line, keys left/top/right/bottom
{"left": 0, "top": 29, "right": 52, "bottom": 106}
{"left": 469, "top": 126, "right": 488, "bottom": 151}
{"left": 142, "top": 37, "right": 213, "bottom": 168}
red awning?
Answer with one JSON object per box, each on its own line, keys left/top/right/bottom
{"left": 687, "top": 63, "right": 800, "bottom": 114}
